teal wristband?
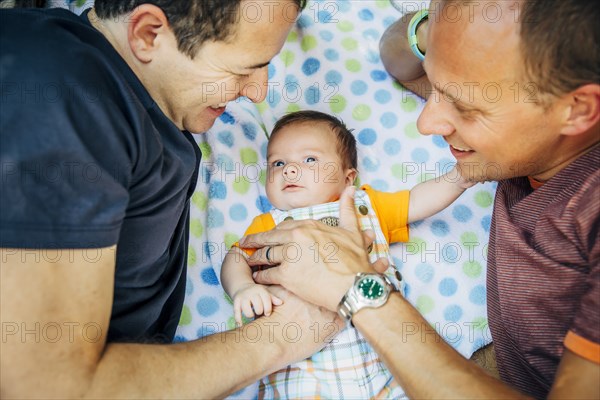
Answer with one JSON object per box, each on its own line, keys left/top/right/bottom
{"left": 407, "top": 9, "right": 429, "bottom": 61}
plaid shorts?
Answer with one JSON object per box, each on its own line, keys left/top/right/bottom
{"left": 261, "top": 190, "right": 406, "bottom": 399}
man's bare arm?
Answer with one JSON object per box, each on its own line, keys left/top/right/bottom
{"left": 1, "top": 247, "right": 339, "bottom": 399}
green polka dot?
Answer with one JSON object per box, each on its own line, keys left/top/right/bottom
{"left": 256, "top": 101, "right": 268, "bottom": 114}
{"left": 392, "top": 81, "right": 403, "bottom": 90}
{"left": 240, "top": 148, "right": 258, "bottom": 165}
{"left": 286, "top": 31, "right": 298, "bottom": 42}
{"left": 233, "top": 177, "right": 251, "bottom": 195}
{"left": 416, "top": 295, "right": 435, "bottom": 314}
{"left": 352, "top": 104, "right": 371, "bottom": 121}
{"left": 341, "top": 38, "right": 358, "bottom": 51}
{"left": 473, "top": 317, "right": 488, "bottom": 331}
{"left": 179, "top": 305, "right": 192, "bottom": 326}
{"left": 224, "top": 292, "right": 233, "bottom": 305}
{"left": 345, "top": 59, "right": 361, "bottom": 73}
{"left": 463, "top": 260, "right": 483, "bottom": 278}
{"left": 224, "top": 233, "right": 239, "bottom": 250}
{"left": 192, "top": 191, "right": 208, "bottom": 211}
{"left": 404, "top": 122, "right": 420, "bottom": 139}
{"left": 190, "top": 218, "right": 204, "bottom": 238}
{"left": 259, "top": 169, "right": 267, "bottom": 186}
{"left": 187, "top": 246, "right": 197, "bottom": 267}
{"left": 376, "top": 0, "right": 390, "bottom": 7}
{"left": 199, "top": 142, "right": 212, "bottom": 159}
{"left": 301, "top": 35, "right": 318, "bottom": 52}
{"left": 354, "top": 176, "right": 362, "bottom": 187}
{"left": 280, "top": 50, "right": 295, "bottom": 67}
{"left": 474, "top": 190, "right": 494, "bottom": 208}
{"left": 329, "top": 94, "right": 347, "bottom": 113}
{"left": 286, "top": 103, "right": 301, "bottom": 113}
{"left": 461, "top": 232, "right": 479, "bottom": 247}
{"left": 337, "top": 20, "right": 354, "bottom": 32}
{"left": 401, "top": 97, "right": 418, "bottom": 113}
{"left": 392, "top": 163, "right": 420, "bottom": 182}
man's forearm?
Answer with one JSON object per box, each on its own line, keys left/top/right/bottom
{"left": 353, "top": 294, "right": 531, "bottom": 399}
{"left": 87, "top": 318, "right": 287, "bottom": 399}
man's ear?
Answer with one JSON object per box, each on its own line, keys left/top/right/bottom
{"left": 559, "top": 83, "right": 600, "bottom": 137}
{"left": 127, "top": 4, "right": 170, "bottom": 63}
{"left": 345, "top": 168, "right": 358, "bottom": 186}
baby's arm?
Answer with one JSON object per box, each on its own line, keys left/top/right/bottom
{"left": 408, "top": 166, "right": 476, "bottom": 223}
{"left": 221, "top": 246, "right": 282, "bottom": 326}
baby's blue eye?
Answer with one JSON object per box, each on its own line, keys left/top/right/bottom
{"left": 304, "top": 157, "right": 317, "bottom": 163}
{"left": 272, "top": 160, "right": 285, "bottom": 167}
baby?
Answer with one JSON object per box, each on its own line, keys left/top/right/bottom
{"left": 221, "top": 110, "right": 474, "bottom": 398}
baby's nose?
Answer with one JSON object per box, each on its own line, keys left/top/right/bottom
{"left": 284, "top": 164, "right": 298, "bottom": 175}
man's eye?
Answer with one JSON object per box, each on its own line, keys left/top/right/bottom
{"left": 304, "top": 157, "right": 316, "bottom": 163}
{"left": 272, "top": 160, "right": 285, "bottom": 167}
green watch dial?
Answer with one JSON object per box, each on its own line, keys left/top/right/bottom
{"left": 357, "top": 277, "right": 384, "bottom": 299}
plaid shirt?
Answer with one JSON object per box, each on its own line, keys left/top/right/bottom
{"left": 260, "top": 190, "right": 407, "bottom": 399}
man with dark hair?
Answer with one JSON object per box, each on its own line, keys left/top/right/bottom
{"left": 0, "top": 1, "right": 343, "bottom": 398}
{"left": 245, "top": 0, "right": 599, "bottom": 398}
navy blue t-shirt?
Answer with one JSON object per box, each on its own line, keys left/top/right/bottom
{"left": 0, "top": 8, "right": 201, "bottom": 343}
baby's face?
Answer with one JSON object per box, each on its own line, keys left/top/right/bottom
{"left": 266, "top": 122, "right": 355, "bottom": 210}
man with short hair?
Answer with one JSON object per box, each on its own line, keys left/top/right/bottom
{"left": 246, "top": 0, "right": 599, "bottom": 398}
{"left": 1, "top": 1, "right": 343, "bottom": 398}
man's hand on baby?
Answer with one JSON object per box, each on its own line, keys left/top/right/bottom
{"left": 232, "top": 283, "right": 283, "bottom": 327}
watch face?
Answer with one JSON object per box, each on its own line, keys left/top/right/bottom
{"left": 357, "top": 277, "right": 384, "bottom": 300}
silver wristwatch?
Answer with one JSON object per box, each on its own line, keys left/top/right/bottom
{"left": 337, "top": 273, "right": 396, "bottom": 325}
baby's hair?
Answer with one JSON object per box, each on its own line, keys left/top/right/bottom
{"left": 270, "top": 110, "right": 358, "bottom": 170}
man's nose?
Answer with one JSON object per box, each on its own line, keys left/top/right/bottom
{"left": 417, "top": 95, "right": 455, "bottom": 137}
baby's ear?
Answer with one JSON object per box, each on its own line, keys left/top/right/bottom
{"left": 345, "top": 168, "right": 358, "bottom": 186}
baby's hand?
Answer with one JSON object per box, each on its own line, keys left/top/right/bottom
{"left": 232, "top": 284, "right": 283, "bottom": 327}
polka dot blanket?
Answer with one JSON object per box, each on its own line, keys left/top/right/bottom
{"left": 175, "top": 1, "right": 495, "bottom": 398}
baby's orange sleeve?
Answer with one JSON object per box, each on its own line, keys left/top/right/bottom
{"left": 361, "top": 184, "right": 410, "bottom": 244}
{"left": 231, "top": 213, "right": 276, "bottom": 257}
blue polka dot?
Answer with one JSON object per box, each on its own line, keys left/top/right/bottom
{"left": 358, "top": 128, "right": 377, "bottom": 145}
{"left": 481, "top": 215, "right": 491, "bottom": 232}
{"left": 197, "top": 324, "right": 219, "bottom": 339}
{"left": 196, "top": 296, "right": 219, "bottom": 317}
{"left": 363, "top": 28, "right": 379, "bottom": 41}
{"left": 201, "top": 268, "right": 219, "bottom": 286}
{"left": 338, "top": 0, "right": 351, "bottom": 12}
{"left": 358, "top": 8, "right": 374, "bottom": 21}
{"left": 366, "top": 50, "right": 380, "bottom": 64}
{"left": 370, "top": 70, "right": 388, "bottom": 82}
{"left": 351, "top": 80, "right": 368, "bottom": 96}
{"left": 411, "top": 148, "right": 430, "bottom": 163}
{"left": 383, "top": 16, "right": 396, "bottom": 28}
{"left": 201, "top": 165, "right": 211, "bottom": 184}
{"left": 301, "top": 58, "right": 321, "bottom": 76}
{"left": 297, "top": 14, "right": 314, "bottom": 29}
{"left": 305, "top": 86, "right": 321, "bottom": 105}
{"left": 380, "top": 112, "right": 398, "bottom": 129}
{"left": 452, "top": 205, "right": 473, "bottom": 222}
{"left": 260, "top": 142, "right": 268, "bottom": 159}
{"left": 472, "top": 338, "right": 488, "bottom": 353}
{"left": 241, "top": 123, "right": 257, "bottom": 141}
{"left": 173, "top": 335, "right": 187, "bottom": 343}
{"left": 285, "top": 74, "right": 299, "bottom": 86}
{"left": 410, "top": 219, "right": 424, "bottom": 229}
{"left": 217, "top": 131, "right": 234, "bottom": 148}
{"left": 267, "top": 90, "right": 281, "bottom": 107}
{"left": 186, "top": 277, "right": 194, "bottom": 295}
{"left": 325, "top": 70, "right": 343, "bottom": 86}
{"left": 256, "top": 195, "right": 272, "bottom": 213}
{"left": 203, "top": 241, "right": 217, "bottom": 258}
{"left": 362, "top": 157, "right": 379, "bottom": 172}
{"left": 229, "top": 203, "right": 248, "bottom": 221}
{"left": 375, "top": 89, "right": 391, "bottom": 104}
{"left": 431, "top": 219, "right": 450, "bottom": 237}
{"left": 415, "top": 263, "right": 434, "bottom": 283}
{"left": 444, "top": 304, "right": 463, "bottom": 322}
{"left": 432, "top": 135, "right": 448, "bottom": 148}
{"left": 268, "top": 63, "right": 276, "bottom": 80}
{"left": 219, "top": 111, "right": 235, "bottom": 125}
{"left": 318, "top": 10, "right": 334, "bottom": 23}
{"left": 438, "top": 158, "right": 455, "bottom": 172}
{"left": 207, "top": 207, "right": 224, "bottom": 228}
{"left": 442, "top": 243, "right": 460, "bottom": 263}
{"left": 438, "top": 278, "right": 458, "bottom": 296}
{"left": 384, "top": 138, "right": 401, "bottom": 155}
{"left": 470, "top": 285, "right": 486, "bottom": 305}
{"left": 216, "top": 154, "right": 234, "bottom": 171}
{"left": 324, "top": 48, "right": 339, "bottom": 61}
{"left": 319, "top": 31, "right": 334, "bottom": 42}
{"left": 209, "top": 181, "right": 227, "bottom": 200}
{"left": 370, "top": 179, "right": 389, "bottom": 191}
